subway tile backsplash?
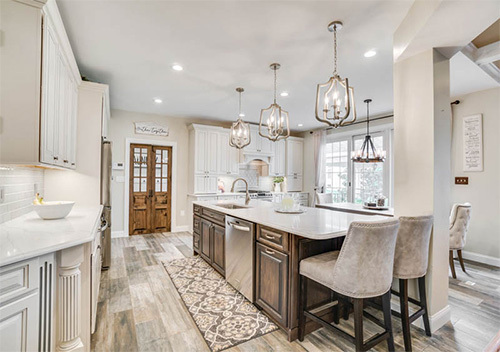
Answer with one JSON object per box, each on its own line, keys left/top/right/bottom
{"left": 0, "top": 167, "right": 44, "bottom": 224}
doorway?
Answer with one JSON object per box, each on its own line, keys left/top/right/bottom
{"left": 129, "top": 144, "right": 172, "bottom": 235}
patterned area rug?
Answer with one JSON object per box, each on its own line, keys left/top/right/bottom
{"left": 162, "top": 257, "right": 278, "bottom": 351}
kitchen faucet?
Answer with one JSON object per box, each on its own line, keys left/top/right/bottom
{"left": 230, "top": 178, "right": 251, "bottom": 205}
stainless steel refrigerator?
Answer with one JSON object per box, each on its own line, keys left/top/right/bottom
{"left": 101, "top": 139, "right": 112, "bottom": 269}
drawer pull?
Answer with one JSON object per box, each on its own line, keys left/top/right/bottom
{"left": 265, "top": 234, "right": 276, "bottom": 240}
{"left": 265, "top": 248, "right": 275, "bottom": 255}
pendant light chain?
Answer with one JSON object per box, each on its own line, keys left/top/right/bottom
{"left": 366, "top": 99, "right": 369, "bottom": 136}
{"left": 273, "top": 66, "right": 277, "bottom": 104}
{"left": 238, "top": 89, "right": 242, "bottom": 116}
{"left": 333, "top": 24, "right": 338, "bottom": 75}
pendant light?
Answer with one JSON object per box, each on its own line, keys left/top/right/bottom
{"left": 351, "top": 99, "right": 386, "bottom": 163}
{"left": 229, "top": 87, "right": 251, "bottom": 149}
{"left": 315, "top": 21, "right": 356, "bottom": 128}
{"left": 259, "top": 63, "right": 290, "bottom": 141}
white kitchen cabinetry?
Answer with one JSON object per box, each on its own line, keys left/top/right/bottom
{"left": 0, "top": 0, "right": 81, "bottom": 169}
{"left": 245, "top": 126, "right": 273, "bottom": 154}
{"left": 271, "top": 139, "right": 286, "bottom": 176}
{"left": 218, "top": 130, "right": 240, "bottom": 176}
{"left": 286, "top": 137, "right": 304, "bottom": 192}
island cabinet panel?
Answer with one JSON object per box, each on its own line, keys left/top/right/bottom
{"left": 200, "top": 219, "right": 212, "bottom": 263}
{"left": 211, "top": 224, "right": 225, "bottom": 276}
{"left": 255, "top": 242, "right": 289, "bottom": 327}
{"left": 257, "top": 225, "right": 289, "bottom": 253}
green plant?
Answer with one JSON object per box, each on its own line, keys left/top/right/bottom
{"left": 273, "top": 176, "right": 284, "bottom": 184}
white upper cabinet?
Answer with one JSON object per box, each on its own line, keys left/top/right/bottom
{"left": 218, "top": 130, "right": 239, "bottom": 176}
{"left": 286, "top": 137, "right": 304, "bottom": 176}
{"left": 0, "top": 0, "right": 80, "bottom": 169}
{"left": 271, "top": 139, "right": 286, "bottom": 176}
{"left": 193, "top": 129, "right": 219, "bottom": 175}
{"left": 245, "top": 126, "right": 273, "bottom": 155}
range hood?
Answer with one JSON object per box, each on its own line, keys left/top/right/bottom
{"left": 240, "top": 154, "right": 270, "bottom": 177}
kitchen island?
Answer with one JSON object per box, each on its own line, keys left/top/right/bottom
{"left": 192, "top": 199, "right": 387, "bottom": 341}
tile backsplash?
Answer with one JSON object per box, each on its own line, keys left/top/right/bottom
{"left": 0, "top": 167, "right": 44, "bottom": 223}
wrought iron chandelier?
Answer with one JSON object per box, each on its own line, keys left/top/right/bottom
{"left": 259, "top": 63, "right": 290, "bottom": 141}
{"left": 315, "top": 21, "right": 356, "bottom": 128}
{"left": 229, "top": 87, "right": 251, "bottom": 149}
{"left": 351, "top": 99, "right": 386, "bottom": 163}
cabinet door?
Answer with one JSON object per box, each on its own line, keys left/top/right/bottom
{"left": 286, "top": 139, "right": 303, "bottom": 176}
{"left": 206, "top": 131, "right": 219, "bottom": 174}
{"left": 211, "top": 224, "right": 225, "bottom": 276}
{"left": 194, "top": 130, "right": 207, "bottom": 174}
{"left": 218, "top": 132, "right": 229, "bottom": 174}
{"left": 272, "top": 140, "right": 286, "bottom": 176}
{"left": 40, "top": 23, "right": 60, "bottom": 165}
{"left": 57, "top": 60, "right": 69, "bottom": 167}
{"left": 0, "top": 291, "right": 39, "bottom": 352}
{"left": 245, "top": 129, "right": 259, "bottom": 153}
{"left": 206, "top": 176, "right": 218, "bottom": 194}
{"left": 194, "top": 175, "right": 206, "bottom": 193}
{"left": 200, "top": 219, "right": 212, "bottom": 263}
{"left": 287, "top": 175, "right": 303, "bottom": 192}
{"left": 260, "top": 136, "right": 273, "bottom": 154}
{"left": 69, "top": 83, "right": 78, "bottom": 168}
{"left": 255, "top": 243, "right": 288, "bottom": 327}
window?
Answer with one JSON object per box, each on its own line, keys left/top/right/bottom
{"left": 323, "top": 126, "right": 393, "bottom": 205}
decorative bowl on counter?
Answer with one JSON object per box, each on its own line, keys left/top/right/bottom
{"left": 33, "top": 201, "right": 75, "bottom": 220}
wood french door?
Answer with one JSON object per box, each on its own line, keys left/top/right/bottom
{"left": 129, "top": 144, "right": 172, "bottom": 235}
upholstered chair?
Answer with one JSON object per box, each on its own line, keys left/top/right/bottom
{"left": 449, "top": 203, "right": 471, "bottom": 279}
{"left": 392, "top": 215, "right": 434, "bottom": 352}
{"left": 298, "top": 219, "right": 400, "bottom": 351}
{"left": 315, "top": 192, "right": 333, "bottom": 205}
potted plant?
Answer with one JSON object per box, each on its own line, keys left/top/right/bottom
{"left": 273, "top": 176, "right": 284, "bottom": 192}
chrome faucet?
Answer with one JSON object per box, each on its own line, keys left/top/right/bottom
{"left": 231, "top": 178, "right": 251, "bottom": 205}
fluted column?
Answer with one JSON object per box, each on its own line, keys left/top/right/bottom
{"left": 57, "top": 245, "right": 84, "bottom": 352}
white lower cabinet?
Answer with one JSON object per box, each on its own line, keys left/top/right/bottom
{"left": 195, "top": 175, "right": 218, "bottom": 194}
{"left": 287, "top": 175, "right": 303, "bottom": 192}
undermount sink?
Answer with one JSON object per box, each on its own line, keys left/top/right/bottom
{"left": 216, "top": 203, "right": 250, "bottom": 210}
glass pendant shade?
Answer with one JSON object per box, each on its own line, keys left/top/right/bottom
{"left": 229, "top": 87, "right": 251, "bottom": 149}
{"left": 351, "top": 99, "right": 386, "bottom": 163}
{"left": 315, "top": 21, "right": 356, "bottom": 128}
{"left": 259, "top": 63, "right": 290, "bottom": 141}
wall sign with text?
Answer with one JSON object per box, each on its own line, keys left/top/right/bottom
{"left": 134, "top": 122, "right": 169, "bottom": 136}
{"left": 463, "top": 114, "right": 483, "bottom": 172}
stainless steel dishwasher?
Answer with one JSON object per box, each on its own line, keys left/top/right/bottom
{"left": 225, "top": 216, "right": 255, "bottom": 302}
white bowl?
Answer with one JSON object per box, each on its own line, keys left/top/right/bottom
{"left": 34, "top": 201, "right": 75, "bottom": 220}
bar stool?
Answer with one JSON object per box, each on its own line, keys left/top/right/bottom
{"left": 449, "top": 203, "right": 471, "bottom": 279}
{"left": 298, "top": 219, "right": 400, "bottom": 351}
{"left": 392, "top": 215, "right": 434, "bottom": 352}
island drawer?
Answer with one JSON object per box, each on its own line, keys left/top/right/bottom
{"left": 193, "top": 204, "right": 202, "bottom": 216}
{"left": 257, "top": 225, "right": 289, "bottom": 253}
{"left": 193, "top": 215, "right": 201, "bottom": 234}
{"left": 201, "top": 208, "right": 225, "bottom": 226}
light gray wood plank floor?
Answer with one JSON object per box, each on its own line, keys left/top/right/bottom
{"left": 91, "top": 233, "right": 500, "bottom": 352}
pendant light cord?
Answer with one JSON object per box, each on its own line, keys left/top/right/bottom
{"left": 333, "top": 24, "right": 338, "bottom": 75}
{"left": 238, "top": 90, "right": 242, "bottom": 118}
{"left": 366, "top": 100, "right": 370, "bottom": 136}
{"left": 273, "top": 67, "right": 277, "bottom": 104}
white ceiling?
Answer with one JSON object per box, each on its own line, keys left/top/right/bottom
{"left": 57, "top": 0, "right": 414, "bottom": 131}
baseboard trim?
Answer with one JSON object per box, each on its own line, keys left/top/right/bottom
{"left": 461, "top": 250, "right": 500, "bottom": 268}
{"left": 412, "top": 304, "right": 451, "bottom": 333}
{"left": 111, "top": 231, "right": 127, "bottom": 238}
{"left": 172, "top": 225, "right": 189, "bottom": 233}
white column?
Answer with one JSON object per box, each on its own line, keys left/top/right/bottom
{"left": 57, "top": 245, "right": 85, "bottom": 352}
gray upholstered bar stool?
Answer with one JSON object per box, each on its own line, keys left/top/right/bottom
{"left": 392, "top": 215, "right": 434, "bottom": 352}
{"left": 449, "top": 203, "right": 471, "bottom": 279}
{"left": 298, "top": 219, "right": 400, "bottom": 351}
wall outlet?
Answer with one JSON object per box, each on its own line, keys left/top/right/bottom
{"left": 0, "top": 186, "right": 4, "bottom": 204}
{"left": 455, "top": 177, "right": 469, "bottom": 185}
{"left": 180, "top": 210, "right": 185, "bottom": 217}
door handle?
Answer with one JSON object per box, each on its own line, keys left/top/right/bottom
{"left": 265, "top": 248, "right": 275, "bottom": 255}
{"left": 228, "top": 222, "right": 251, "bottom": 232}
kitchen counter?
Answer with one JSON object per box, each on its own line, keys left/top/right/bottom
{"left": 0, "top": 205, "right": 103, "bottom": 266}
{"left": 192, "top": 199, "right": 387, "bottom": 240}
{"left": 316, "top": 202, "right": 394, "bottom": 217}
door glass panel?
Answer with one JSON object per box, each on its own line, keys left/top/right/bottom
{"left": 325, "top": 139, "right": 349, "bottom": 202}
{"left": 162, "top": 179, "right": 168, "bottom": 192}
{"left": 353, "top": 135, "right": 384, "bottom": 204}
{"left": 133, "top": 179, "right": 140, "bottom": 192}
{"left": 140, "top": 178, "right": 147, "bottom": 192}
{"left": 155, "top": 178, "right": 161, "bottom": 192}
{"left": 162, "top": 164, "right": 168, "bottom": 177}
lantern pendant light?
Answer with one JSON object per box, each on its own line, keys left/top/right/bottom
{"left": 229, "top": 87, "right": 251, "bottom": 149}
{"left": 315, "top": 21, "right": 356, "bottom": 128}
{"left": 259, "top": 63, "right": 290, "bottom": 141}
{"left": 351, "top": 99, "right": 386, "bottom": 163}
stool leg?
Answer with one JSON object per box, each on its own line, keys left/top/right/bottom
{"left": 399, "top": 279, "right": 412, "bottom": 352}
{"left": 333, "top": 292, "right": 340, "bottom": 324}
{"left": 382, "top": 290, "right": 395, "bottom": 352}
{"left": 457, "top": 250, "right": 466, "bottom": 273}
{"left": 449, "top": 250, "right": 457, "bottom": 279}
{"left": 418, "top": 276, "right": 432, "bottom": 336}
{"left": 353, "top": 298, "right": 364, "bottom": 351}
{"left": 342, "top": 297, "right": 350, "bottom": 320}
{"left": 298, "top": 275, "right": 307, "bottom": 341}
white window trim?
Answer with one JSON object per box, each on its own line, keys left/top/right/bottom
{"left": 326, "top": 122, "right": 394, "bottom": 205}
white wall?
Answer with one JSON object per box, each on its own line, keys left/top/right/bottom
{"left": 108, "top": 109, "right": 191, "bottom": 234}
{"left": 0, "top": 167, "right": 44, "bottom": 223}
{"left": 450, "top": 87, "right": 500, "bottom": 263}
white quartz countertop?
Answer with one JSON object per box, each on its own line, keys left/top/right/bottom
{"left": 193, "top": 199, "right": 388, "bottom": 240}
{"left": 316, "top": 202, "right": 394, "bottom": 217}
{"left": 0, "top": 205, "right": 103, "bottom": 267}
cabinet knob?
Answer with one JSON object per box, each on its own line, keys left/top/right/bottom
{"left": 63, "top": 160, "right": 68, "bottom": 163}
{"left": 71, "top": 163, "right": 75, "bottom": 166}
{"left": 53, "top": 156, "right": 59, "bottom": 160}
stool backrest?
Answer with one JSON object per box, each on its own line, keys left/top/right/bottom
{"left": 315, "top": 192, "right": 333, "bottom": 205}
{"left": 331, "top": 219, "right": 400, "bottom": 299}
{"left": 449, "top": 203, "right": 471, "bottom": 250}
{"left": 393, "top": 215, "right": 434, "bottom": 279}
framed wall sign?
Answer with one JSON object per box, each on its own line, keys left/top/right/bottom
{"left": 134, "top": 122, "right": 169, "bottom": 136}
{"left": 462, "top": 114, "right": 483, "bottom": 172}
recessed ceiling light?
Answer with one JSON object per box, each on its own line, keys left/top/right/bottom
{"left": 298, "top": 123, "right": 303, "bottom": 127}
{"left": 364, "top": 50, "right": 377, "bottom": 58}
{"left": 280, "top": 91, "right": 289, "bottom": 97}
{"left": 153, "top": 98, "right": 163, "bottom": 104}
{"left": 239, "top": 113, "right": 245, "bottom": 117}
{"left": 172, "top": 64, "right": 183, "bottom": 71}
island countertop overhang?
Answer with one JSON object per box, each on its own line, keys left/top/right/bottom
{"left": 192, "top": 199, "right": 388, "bottom": 240}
